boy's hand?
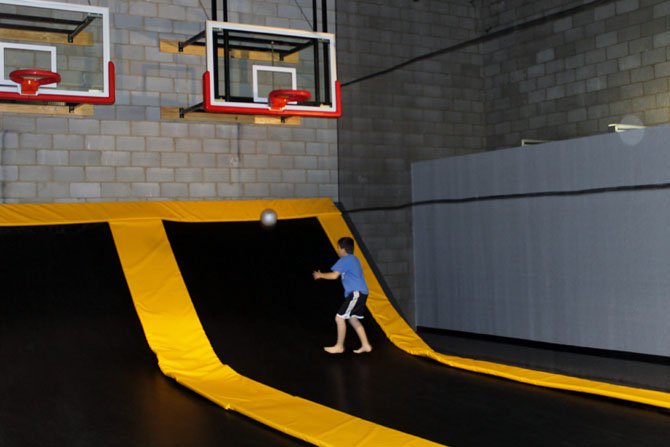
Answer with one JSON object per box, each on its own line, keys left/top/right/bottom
{"left": 312, "top": 270, "right": 340, "bottom": 280}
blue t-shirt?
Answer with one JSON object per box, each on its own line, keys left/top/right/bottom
{"left": 331, "top": 254, "right": 368, "bottom": 296}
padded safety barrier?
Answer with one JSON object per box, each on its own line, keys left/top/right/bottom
{"left": 318, "top": 212, "right": 670, "bottom": 410}
{"left": 0, "top": 199, "right": 336, "bottom": 226}
{"left": 0, "top": 198, "right": 668, "bottom": 447}
{"left": 110, "top": 218, "right": 440, "bottom": 447}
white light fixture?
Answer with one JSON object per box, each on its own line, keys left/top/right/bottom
{"left": 608, "top": 123, "right": 646, "bottom": 133}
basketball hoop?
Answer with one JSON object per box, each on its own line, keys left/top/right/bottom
{"left": 268, "top": 89, "right": 311, "bottom": 111}
{"left": 9, "top": 69, "right": 61, "bottom": 95}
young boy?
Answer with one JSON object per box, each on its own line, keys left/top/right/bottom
{"left": 313, "top": 236, "right": 372, "bottom": 354}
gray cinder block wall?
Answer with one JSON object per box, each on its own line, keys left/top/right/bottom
{"left": 481, "top": 0, "right": 670, "bottom": 149}
{"left": 0, "top": 0, "right": 338, "bottom": 203}
{"left": 337, "top": 0, "right": 670, "bottom": 325}
{"left": 4, "top": 0, "right": 670, "bottom": 326}
{"left": 336, "top": 0, "right": 484, "bottom": 322}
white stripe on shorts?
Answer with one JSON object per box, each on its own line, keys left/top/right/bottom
{"left": 340, "top": 291, "right": 359, "bottom": 319}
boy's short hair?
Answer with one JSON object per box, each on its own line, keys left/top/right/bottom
{"left": 337, "top": 237, "right": 355, "bottom": 254}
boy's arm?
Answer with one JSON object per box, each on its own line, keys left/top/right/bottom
{"left": 313, "top": 270, "right": 341, "bottom": 280}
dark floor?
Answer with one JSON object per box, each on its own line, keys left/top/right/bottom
{"left": 0, "top": 224, "right": 308, "bottom": 447}
{"left": 164, "top": 218, "right": 670, "bottom": 447}
{"left": 418, "top": 327, "right": 670, "bottom": 393}
{"left": 1, "top": 220, "right": 669, "bottom": 447}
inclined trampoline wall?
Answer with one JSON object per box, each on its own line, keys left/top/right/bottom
{"left": 412, "top": 125, "right": 670, "bottom": 358}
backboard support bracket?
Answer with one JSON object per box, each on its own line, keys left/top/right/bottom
{"left": 177, "top": 21, "right": 340, "bottom": 119}
{"left": 165, "top": 1, "right": 339, "bottom": 121}
{"left": 0, "top": 10, "right": 99, "bottom": 43}
{"left": 162, "top": 106, "right": 301, "bottom": 125}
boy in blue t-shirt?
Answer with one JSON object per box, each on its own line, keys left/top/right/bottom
{"left": 313, "top": 236, "right": 372, "bottom": 354}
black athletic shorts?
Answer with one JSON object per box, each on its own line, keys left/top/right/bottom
{"left": 336, "top": 291, "right": 368, "bottom": 319}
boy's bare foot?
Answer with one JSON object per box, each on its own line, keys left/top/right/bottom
{"left": 353, "top": 345, "right": 372, "bottom": 354}
{"left": 324, "top": 345, "right": 345, "bottom": 354}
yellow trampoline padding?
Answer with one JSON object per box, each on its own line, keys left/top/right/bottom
{"left": 318, "top": 212, "right": 670, "bottom": 410}
{"left": 1, "top": 198, "right": 669, "bottom": 415}
{"left": 109, "top": 218, "right": 444, "bottom": 447}
{"left": 0, "top": 198, "right": 339, "bottom": 226}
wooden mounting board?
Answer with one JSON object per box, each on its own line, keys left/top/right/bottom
{"left": 0, "top": 102, "right": 94, "bottom": 116}
{"left": 0, "top": 28, "right": 93, "bottom": 46}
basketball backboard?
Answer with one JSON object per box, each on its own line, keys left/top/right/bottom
{"left": 0, "top": 0, "right": 113, "bottom": 105}
{"left": 195, "top": 21, "right": 340, "bottom": 118}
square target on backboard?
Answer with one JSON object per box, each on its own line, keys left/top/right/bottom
{"left": 202, "top": 21, "right": 340, "bottom": 118}
{"left": 0, "top": 0, "right": 114, "bottom": 105}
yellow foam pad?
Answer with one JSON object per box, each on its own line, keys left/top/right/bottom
{"left": 318, "top": 212, "right": 670, "bottom": 409}
{"left": 109, "top": 217, "right": 443, "bottom": 447}
{"left": 1, "top": 198, "right": 668, "bottom": 447}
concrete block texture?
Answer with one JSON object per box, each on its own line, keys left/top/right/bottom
{"left": 337, "top": 0, "right": 670, "bottom": 322}
{"left": 480, "top": 0, "right": 670, "bottom": 150}
{"left": 337, "top": 0, "right": 482, "bottom": 322}
{"left": 0, "top": 0, "right": 338, "bottom": 206}
{"left": 2, "top": 0, "right": 667, "bottom": 325}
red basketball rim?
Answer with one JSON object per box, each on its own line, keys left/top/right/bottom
{"left": 268, "top": 89, "right": 311, "bottom": 111}
{"left": 9, "top": 69, "right": 61, "bottom": 95}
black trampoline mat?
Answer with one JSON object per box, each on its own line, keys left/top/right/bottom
{"left": 163, "top": 218, "right": 670, "bottom": 447}
{"left": 0, "top": 223, "right": 309, "bottom": 447}
{"left": 1, "top": 220, "right": 668, "bottom": 447}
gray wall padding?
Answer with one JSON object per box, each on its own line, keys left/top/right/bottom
{"left": 412, "top": 126, "right": 670, "bottom": 357}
